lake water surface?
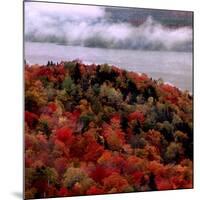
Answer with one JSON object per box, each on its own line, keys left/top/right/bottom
{"left": 25, "top": 42, "right": 192, "bottom": 92}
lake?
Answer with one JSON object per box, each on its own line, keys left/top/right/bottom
{"left": 25, "top": 42, "right": 192, "bottom": 92}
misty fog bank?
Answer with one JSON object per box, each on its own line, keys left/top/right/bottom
{"left": 25, "top": 2, "right": 193, "bottom": 52}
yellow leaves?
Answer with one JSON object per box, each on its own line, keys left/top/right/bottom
{"left": 80, "top": 99, "right": 88, "bottom": 106}
{"left": 54, "top": 101, "right": 63, "bottom": 116}
{"left": 24, "top": 61, "right": 193, "bottom": 196}
{"left": 25, "top": 188, "right": 37, "bottom": 199}
{"left": 58, "top": 116, "right": 67, "bottom": 127}
{"left": 77, "top": 99, "right": 93, "bottom": 116}
{"left": 63, "top": 167, "right": 94, "bottom": 194}
{"left": 56, "top": 89, "right": 70, "bottom": 102}
{"left": 174, "top": 130, "right": 188, "bottom": 142}
{"left": 26, "top": 80, "right": 48, "bottom": 107}
{"left": 165, "top": 142, "right": 184, "bottom": 161}
{"left": 63, "top": 167, "right": 85, "bottom": 187}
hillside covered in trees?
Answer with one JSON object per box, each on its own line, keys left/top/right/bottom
{"left": 105, "top": 7, "right": 193, "bottom": 27}
{"left": 25, "top": 61, "right": 193, "bottom": 199}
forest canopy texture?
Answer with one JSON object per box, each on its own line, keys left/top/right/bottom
{"left": 25, "top": 61, "right": 193, "bottom": 199}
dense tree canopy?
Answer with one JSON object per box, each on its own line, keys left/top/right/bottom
{"left": 25, "top": 61, "right": 193, "bottom": 199}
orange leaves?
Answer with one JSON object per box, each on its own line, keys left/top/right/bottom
{"left": 102, "top": 117, "right": 126, "bottom": 151}
{"left": 103, "top": 172, "right": 131, "bottom": 193}
{"left": 25, "top": 133, "right": 37, "bottom": 150}
{"left": 144, "top": 145, "right": 161, "bottom": 161}
{"left": 170, "top": 176, "right": 192, "bottom": 189}
{"left": 97, "top": 151, "right": 113, "bottom": 165}
{"left": 148, "top": 161, "right": 193, "bottom": 190}
{"left": 148, "top": 161, "right": 165, "bottom": 176}
{"left": 145, "top": 129, "right": 161, "bottom": 146}
{"left": 103, "top": 129, "right": 125, "bottom": 151}
{"left": 25, "top": 61, "right": 193, "bottom": 198}
{"left": 128, "top": 111, "right": 145, "bottom": 123}
{"left": 126, "top": 155, "right": 146, "bottom": 174}
{"left": 155, "top": 176, "right": 173, "bottom": 190}
{"left": 97, "top": 152, "right": 125, "bottom": 175}
{"left": 154, "top": 175, "right": 192, "bottom": 190}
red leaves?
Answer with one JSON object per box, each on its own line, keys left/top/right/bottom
{"left": 132, "top": 171, "right": 144, "bottom": 186}
{"left": 37, "top": 67, "right": 52, "bottom": 77}
{"left": 170, "top": 176, "right": 192, "bottom": 189}
{"left": 103, "top": 172, "right": 130, "bottom": 192}
{"left": 128, "top": 111, "right": 144, "bottom": 123}
{"left": 110, "top": 114, "right": 121, "bottom": 124}
{"left": 45, "top": 185, "right": 58, "bottom": 198}
{"left": 160, "top": 84, "right": 178, "bottom": 94}
{"left": 25, "top": 111, "right": 38, "bottom": 128}
{"left": 155, "top": 176, "right": 173, "bottom": 190}
{"left": 126, "top": 156, "right": 145, "bottom": 174}
{"left": 112, "top": 155, "right": 126, "bottom": 171}
{"left": 89, "top": 166, "right": 108, "bottom": 183}
{"left": 32, "top": 179, "right": 48, "bottom": 195}
{"left": 37, "top": 65, "right": 65, "bottom": 77}
{"left": 58, "top": 187, "right": 70, "bottom": 197}
{"left": 159, "top": 84, "right": 180, "bottom": 104}
{"left": 154, "top": 174, "right": 192, "bottom": 190}
{"left": 48, "top": 102, "right": 57, "bottom": 112}
{"left": 148, "top": 161, "right": 166, "bottom": 176}
{"left": 69, "top": 135, "right": 86, "bottom": 158}
{"left": 83, "top": 142, "right": 104, "bottom": 162}
{"left": 86, "top": 186, "right": 104, "bottom": 195}
{"left": 25, "top": 62, "right": 193, "bottom": 198}
{"left": 128, "top": 72, "right": 148, "bottom": 83}
{"left": 89, "top": 165, "right": 118, "bottom": 184}
{"left": 56, "top": 126, "right": 73, "bottom": 145}
{"left": 54, "top": 158, "right": 68, "bottom": 175}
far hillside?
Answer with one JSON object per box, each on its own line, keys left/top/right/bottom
{"left": 105, "top": 7, "right": 193, "bottom": 27}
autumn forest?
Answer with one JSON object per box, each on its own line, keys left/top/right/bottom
{"left": 25, "top": 61, "right": 193, "bottom": 199}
